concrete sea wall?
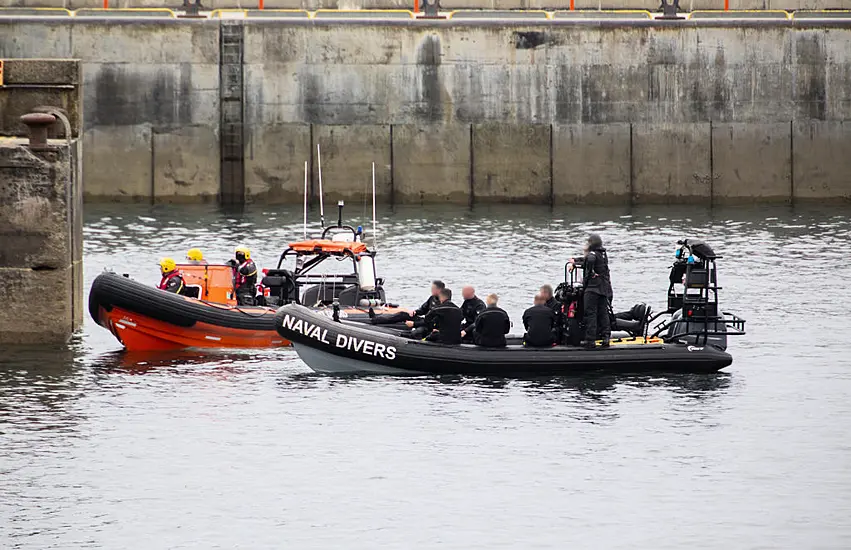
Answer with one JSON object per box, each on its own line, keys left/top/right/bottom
{"left": 0, "top": 59, "right": 83, "bottom": 344}
{"left": 1, "top": 16, "right": 850, "bottom": 204}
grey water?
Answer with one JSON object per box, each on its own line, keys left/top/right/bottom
{"left": 2, "top": 203, "right": 851, "bottom": 549}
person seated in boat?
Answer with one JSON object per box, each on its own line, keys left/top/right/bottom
{"left": 522, "top": 294, "right": 557, "bottom": 347}
{"left": 157, "top": 257, "right": 186, "bottom": 295}
{"left": 185, "top": 248, "right": 207, "bottom": 265}
{"left": 228, "top": 246, "right": 258, "bottom": 306}
{"left": 372, "top": 280, "right": 444, "bottom": 326}
{"left": 407, "top": 287, "right": 463, "bottom": 345}
{"left": 467, "top": 293, "right": 510, "bottom": 348}
{"left": 459, "top": 285, "right": 486, "bottom": 343}
{"left": 539, "top": 284, "right": 564, "bottom": 344}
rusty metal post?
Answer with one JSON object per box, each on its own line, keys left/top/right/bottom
{"left": 19, "top": 113, "right": 57, "bottom": 148}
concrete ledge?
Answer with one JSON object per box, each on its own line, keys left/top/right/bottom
{"left": 153, "top": 125, "right": 219, "bottom": 202}
{"left": 0, "top": 59, "right": 82, "bottom": 138}
{"left": 392, "top": 123, "right": 471, "bottom": 204}
{"left": 712, "top": 122, "right": 791, "bottom": 203}
{"left": 553, "top": 123, "right": 630, "bottom": 204}
{"left": 82, "top": 125, "right": 152, "bottom": 200}
{"left": 472, "top": 123, "right": 550, "bottom": 204}
{"left": 632, "top": 123, "right": 711, "bottom": 204}
{"left": 245, "top": 122, "right": 311, "bottom": 202}
{"left": 313, "top": 124, "right": 392, "bottom": 202}
{"left": 793, "top": 120, "right": 851, "bottom": 201}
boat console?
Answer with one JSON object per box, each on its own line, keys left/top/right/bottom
{"left": 555, "top": 238, "right": 745, "bottom": 350}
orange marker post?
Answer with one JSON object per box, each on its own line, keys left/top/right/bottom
{"left": 570, "top": 0, "right": 575, "bottom": 10}
{"left": 259, "top": 0, "right": 264, "bottom": 9}
{"left": 724, "top": 0, "right": 729, "bottom": 9}
{"left": 414, "top": 0, "right": 419, "bottom": 14}
{"left": 103, "top": 0, "right": 108, "bottom": 8}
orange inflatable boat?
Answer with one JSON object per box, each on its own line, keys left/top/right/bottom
{"left": 90, "top": 235, "right": 406, "bottom": 352}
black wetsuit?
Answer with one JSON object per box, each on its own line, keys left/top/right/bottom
{"left": 545, "top": 297, "right": 565, "bottom": 344}
{"left": 414, "top": 300, "right": 463, "bottom": 345}
{"left": 460, "top": 296, "right": 486, "bottom": 342}
{"left": 372, "top": 295, "right": 440, "bottom": 326}
{"left": 235, "top": 259, "right": 258, "bottom": 306}
{"left": 582, "top": 247, "right": 612, "bottom": 345}
{"left": 473, "top": 305, "right": 510, "bottom": 348}
{"left": 158, "top": 272, "right": 186, "bottom": 295}
{"left": 522, "top": 304, "right": 557, "bottom": 347}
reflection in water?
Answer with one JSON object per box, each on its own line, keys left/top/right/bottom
{"left": 1, "top": 203, "right": 851, "bottom": 548}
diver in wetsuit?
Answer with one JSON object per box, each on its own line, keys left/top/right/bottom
{"left": 472, "top": 294, "right": 511, "bottom": 348}
{"left": 539, "top": 284, "right": 564, "bottom": 344}
{"left": 572, "top": 233, "right": 612, "bottom": 350}
{"left": 412, "top": 287, "right": 463, "bottom": 345}
{"left": 522, "top": 294, "right": 557, "bottom": 347}
{"left": 373, "top": 280, "right": 445, "bottom": 326}
{"left": 459, "top": 286, "right": 486, "bottom": 343}
{"left": 229, "top": 246, "right": 258, "bottom": 306}
{"left": 157, "top": 258, "right": 186, "bottom": 295}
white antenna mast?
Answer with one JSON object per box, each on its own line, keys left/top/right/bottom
{"left": 302, "top": 160, "right": 308, "bottom": 239}
{"left": 317, "top": 143, "right": 325, "bottom": 228}
{"left": 371, "top": 162, "right": 377, "bottom": 251}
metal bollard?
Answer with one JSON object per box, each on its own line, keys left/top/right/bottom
{"left": 423, "top": 0, "right": 439, "bottom": 18}
{"left": 658, "top": 0, "right": 683, "bottom": 19}
{"left": 19, "top": 113, "right": 57, "bottom": 148}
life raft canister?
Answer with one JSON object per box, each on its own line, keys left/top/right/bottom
{"left": 357, "top": 254, "right": 377, "bottom": 292}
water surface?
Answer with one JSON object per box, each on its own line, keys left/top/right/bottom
{"left": 2, "top": 204, "right": 850, "bottom": 549}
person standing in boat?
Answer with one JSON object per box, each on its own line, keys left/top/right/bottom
{"left": 459, "top": 285, "right": 486, "bottom": 343}
{"left": 540, "top": 284, "right": 564, "bottom": 344}
{"left": 470, "top": 294, "right": 510, "bottom": 348}
{"left": 184, "top": 248, "right": 207, "bottom": 265}
{"left": 570, "top": 233, "right": 612, "bottom": 350}
{"left": 157, "top": 258, "right": 186, "bottom": 295}
{"left": 409, "top": 287, "right": 463, "bottom": 344}
{"left": 373, "top": 280, "right": 444, "bottom": 326}
{"left": 523, "top": 294, "right": 557, "bottom": 347}
{"left": 229, "top": 246, "right": 258, "bottom": 306}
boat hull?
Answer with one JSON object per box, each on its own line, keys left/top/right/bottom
{"left": 90, "top": 272, "right": 286, "bottom": 351}
{"left": 90, "top": 272, "right": 408, "bottom": 352}
{"left": 276, "top": 303, "right": 734, "bottom": 376}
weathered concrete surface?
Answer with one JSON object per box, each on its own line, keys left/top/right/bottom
{"left": 632, "top": 123, "right": 712, "bottom": 204}
{"left": 3, "top": 20, "right": 851, "bottom": 203}
{"left": 552, "top": 123, "right": 630, "bottom": 204}
{"left": 82, "top": 125, "right": 152, "bottom": 201}
{"left": 472, "top": 123, "right": 550, "bottom": 203}
{"left": 392, "top": 123, "right": 470, "bottom": 204}
{"left": 793, "top": 121, "right": 851, "bottom": 201}
{"left": 153, "top": 125, "right": 219, "bottom": 202}
{"left": 0, "top": 58, "right": 81, "bottom": 138}
{"left": 245, "top": 123, "right": 311, "bottom": 203}
{"left": 313, "top": 124, "right": 392, "bottom": 202}
{"left": 0, "top": 141, "right": 83, "bottom": 344}
{"left": 712, "top": 122, "right": 791, "bottom": 204}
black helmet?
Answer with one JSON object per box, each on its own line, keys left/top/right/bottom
{"left": 587, "top": 233, "right": 604, "bottom": 250}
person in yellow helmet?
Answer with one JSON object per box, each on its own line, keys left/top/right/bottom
{"left": 157, "top": 258, "right": 186, "bottom": 295}
{"left": 231, "top": 246, "right": 257, "bottom": 305}
{"left": 185, "top": 248, "right": 207, "bottom": 265}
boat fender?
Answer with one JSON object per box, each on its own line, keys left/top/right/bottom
{"left": 357, "top": 254, "right": 377, "bottom": 292}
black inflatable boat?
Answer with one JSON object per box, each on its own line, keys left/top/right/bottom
{"left": 275, "top": 238, "right": 746, "bottom": 376}
{"left": 275, "top": 303, "right": 735, "bottom": 375}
